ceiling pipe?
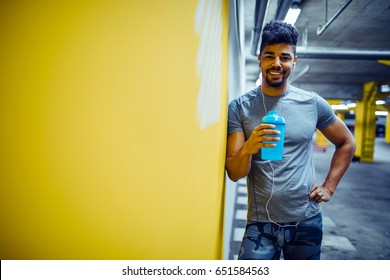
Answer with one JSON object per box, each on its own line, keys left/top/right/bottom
{"left": 290, "top": 64, "right": 310, "bottom": 83}
{"left": 317, "top": 0, "right": 353, "bottom": 36}
{"left": 297, "top": 47, "right": 390, "bottom": 60}
{"left": 250, "top": 0, "right": 269, "bottom": 56}
{"left": 274, "top": 0, "right": 294, "bottom": 20}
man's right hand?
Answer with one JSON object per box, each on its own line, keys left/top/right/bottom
{"left": 225, "top": 124, "right": 281, "bottom": 181}
{"left": 242, "top": 124, "right": 281, "bottom": 155}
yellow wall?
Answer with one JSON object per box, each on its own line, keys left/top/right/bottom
{"left": 0, "top": 0, "right": 228, "bottom": 259}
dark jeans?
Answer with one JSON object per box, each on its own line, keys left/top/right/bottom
{"left": 238, "top": 213, "right": 323, "bottom": 260}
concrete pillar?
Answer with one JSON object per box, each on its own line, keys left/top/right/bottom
{"left": 354, "top": 82, "right": 377, "bottom": 162}
{"left": 386, "top": 115, "right": 390, "bottom": 143}
{"left": 314, "top": 130, "right": 329, "bottom": 151}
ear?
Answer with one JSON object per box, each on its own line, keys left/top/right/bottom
{"left": 293, "top": 56, "right": 298, "bottom": 68}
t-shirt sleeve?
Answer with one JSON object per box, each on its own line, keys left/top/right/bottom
{"left": 316, "top": 94, "right": 337, "bottom": 130}
{"left": 227, "top": 99, "right": 244, "bottom": 134}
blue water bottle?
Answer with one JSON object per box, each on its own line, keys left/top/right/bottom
{"left": 261, "top": 111, "right": 286, "bottom": 161}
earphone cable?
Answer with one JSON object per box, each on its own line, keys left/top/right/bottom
{"left": 261, "top": 87, "right": 300, "bottom": 228}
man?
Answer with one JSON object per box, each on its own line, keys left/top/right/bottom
{"left": 226, "top": 21, "right": 356, "bottom": 260}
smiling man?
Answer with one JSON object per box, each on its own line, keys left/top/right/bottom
{"left": 225, "top": 21, "right": 356, "bottom": 260}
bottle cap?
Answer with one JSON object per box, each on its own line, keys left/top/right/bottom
{"left": 261, "top": 111, "right": 286, "bottom": 124}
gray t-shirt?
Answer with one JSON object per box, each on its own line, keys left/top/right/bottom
{"left": 228, "top": 86, "right": 337, "bottom": 223}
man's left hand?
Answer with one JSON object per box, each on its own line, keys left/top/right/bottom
{"left": 308, "top": 184, "right": 333, "bottom": 203}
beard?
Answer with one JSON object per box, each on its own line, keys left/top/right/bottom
{"left": 264, "top": 69, "right": 289, "bottom": 88}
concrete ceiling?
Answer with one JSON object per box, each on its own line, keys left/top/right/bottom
{"left": 243, "top": 0, "right": 390, "bottom": 102}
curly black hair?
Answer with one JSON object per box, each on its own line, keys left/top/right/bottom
{"left": 259, "top": 21, "right": 299, "bottom": 55}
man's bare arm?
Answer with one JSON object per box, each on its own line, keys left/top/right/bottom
{"left": 225, "top": 124, "right": 280, "bottom": 182}
{"left": 309, "top": 118, "right": 356, "bottom": 202}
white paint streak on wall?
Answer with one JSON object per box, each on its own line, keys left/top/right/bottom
{"left": 195, "top": 0, "right": 223, "bottom": 129}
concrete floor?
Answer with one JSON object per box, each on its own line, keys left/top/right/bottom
{"left": 319, "top": 138, "right": 390, "bottom": 260}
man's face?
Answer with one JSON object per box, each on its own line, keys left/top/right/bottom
{"left": 259, "top": 43, "right": 297, "bottom": 88}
